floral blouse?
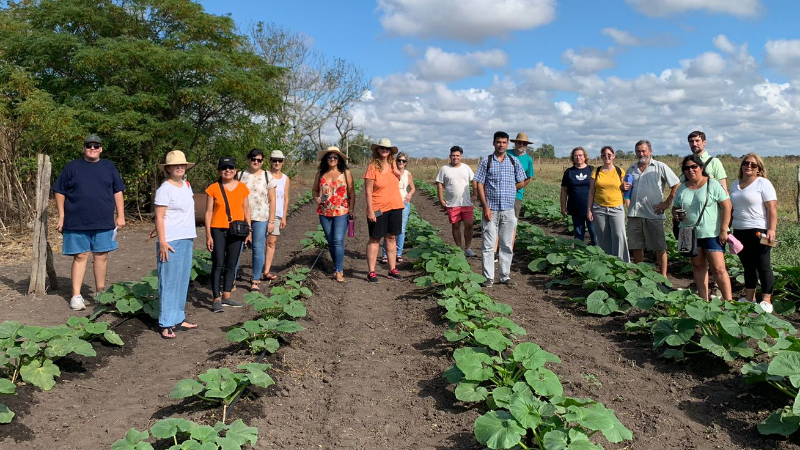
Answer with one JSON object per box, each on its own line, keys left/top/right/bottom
{"left": 317, "top": 172, "right": 349, "bottom": 217}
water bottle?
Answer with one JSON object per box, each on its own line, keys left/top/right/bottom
{"left": 622, "top": 174, "right": 634, "bottom": 200}
{"left": 347, "top": 214, "right": 355, "bottom": 237}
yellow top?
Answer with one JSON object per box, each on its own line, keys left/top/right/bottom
{"left": 593, "top": 167, "right": 623, "bottom": 207}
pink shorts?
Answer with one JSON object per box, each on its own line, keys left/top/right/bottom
{"left": 447, "top": 206, "right": 474, "bottom": 224}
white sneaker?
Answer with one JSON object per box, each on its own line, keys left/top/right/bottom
{"left": 70, "top": 295, "right": 86, "bottom": 311}
{"left": 464, "top": 248, "right": 477, "bottom": 257}
{"left": 759, "top": 301, "right": 774, "bottom": 314}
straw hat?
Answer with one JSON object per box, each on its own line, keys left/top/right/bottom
{"left": 510, "top": 132, "right": 533, "bottom": 145}
{"left": 317, "top": 146, "right": 348, "bottom": 162}
{"left": 370, "top": 138, "right": 398, "bottom": 155}
{"left": 158, "top": 150, "right": 196, "bottom": 172}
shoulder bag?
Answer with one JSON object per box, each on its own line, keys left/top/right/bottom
{"left": 677, "top": 182, "right": 710, "bottom": 257}
{"left": 218, "top": 181, "right": 250, "bottom": 238}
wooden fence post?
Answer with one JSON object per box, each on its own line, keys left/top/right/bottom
{"left": 796, "top": 166, "right": 800, "bottom": 222}
{"left": 28, "top": 154, "right": 57, "bottom": 295}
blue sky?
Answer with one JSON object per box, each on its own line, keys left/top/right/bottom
{"left": 198, "top": 0, "right": 800, "bottom": 157}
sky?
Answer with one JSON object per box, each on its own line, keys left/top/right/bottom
{"left": 198, "top": 0, "right": 800, "bottom": 158}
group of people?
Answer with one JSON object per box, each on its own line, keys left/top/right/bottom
{"left": 560, "top": 131, "right": 778, "bottom": 312}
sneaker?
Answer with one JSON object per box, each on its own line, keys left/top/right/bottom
{"left": 464, "top": 248, "right": 477, "bottom": 257}
{"left": 481, "top": 280, "right": 493, "bottom": 288}
{"left": 499, "top": 278, "right": 517, "bottom": 286}
{"left": 736, "top": 297, "right": 751, "bottom": 303}
{"left": 69, "top": 295, "right": 86, "bottom": 311}
{"left": 759, "top": 301, "right": 774, "bottom": 314}
{"left": 368, "top": 271, "right": 379, "bottom": 283}
{"left": 222, "top": 298, "right": 244, "bottom": 308}
{"left": 494, "top": 257, "right": 499, "bottom": 263}
{"left": 212, "top": 301, "right": 224, "bottom": 313}
{"left": 388, "top": 268, "right": 403, "bottom": 280}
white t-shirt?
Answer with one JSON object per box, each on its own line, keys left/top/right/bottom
{"left": 730, "top": 177, "right": 777, "bottom": 230}
{"left": 435, "top": 164, "right": 474, "bottom": 207}
{"left": 154, "top": 180, "right": 197, "bottom": 242}
{"left": 273, "top": 173, "right": 288, "bottom": 218}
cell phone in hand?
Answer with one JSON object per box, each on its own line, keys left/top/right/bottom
{"left": 374, "top": 210, "right": 383, "bottom": 217}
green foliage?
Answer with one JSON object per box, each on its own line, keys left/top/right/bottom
{"left": 191, "top": 249, "right": 213, "bottom": 280}
{"left": 92, "top": 274, "right": 160, "bottom": 320}
{"left": 112, "top": 418, "right": 257, "bottom": 450}
{"left": 288, "top": 190, "right": 313, "bottom": 216}
{"left": 300, "top": 226, "right": 327, "bottom": 250}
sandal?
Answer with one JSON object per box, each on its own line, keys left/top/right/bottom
{"left": 175, "top": 322, "right": 199, "bottom": 331}
{"left": 263, "top": 273, "right": 278, "bottom": 280}
{"left": 380, "top": 256, "right": 388, "bottom": 264}
{"left": 250, "top": 279, "right": 261, "bottom": 291}
{"left": 335, "top": 272, "right": 345, "bottom": 283}
{"left": 397, "top": 256, "right": 404, "bottom": 264}
{"left": 161, "top": 327, "right": 176, "bottom": 339}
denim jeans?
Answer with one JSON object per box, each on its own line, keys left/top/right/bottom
{"left": 481, "top": 209, "right": 517, "bottom": 282}
{"left": 382, "top": 202, "right": 411, "bottom": 258}
{"left": 571, "top": 214, "right": 597, "bottom": 245}
{"left": 157, "top": 239, "right": 194, "bottom": 328}
{"left": 234, "top": 220, "right": 267, "bottom": 281}
{"left": 320, "top": 214, "right": 348, "bottom": 273}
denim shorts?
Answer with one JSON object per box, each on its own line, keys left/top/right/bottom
{"left": 62, "top": 229, "right": 118, "bottom": 255}
{"left": 697, "top": 236, "right": 726, "bottom": 253}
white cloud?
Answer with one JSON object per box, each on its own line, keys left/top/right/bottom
{"left": 625, "top": 0, "right": 762, "bottom": 17}
{"left": 561, "top": 48, "right": 616, "bottom": 75}
{"left": 682, "top": 52, "right": 726, "bottom": 77}
{"left": 602, "top": 28, "right": 640, "bottom": 46}
{"left": 377, "top": 0, "right": 556, "bottom": 42}
{"left": 765, "top": 39, "right": 800, "bottom": 78}
{"left": 414, "top": 47, "right": 508, "bottom": 82}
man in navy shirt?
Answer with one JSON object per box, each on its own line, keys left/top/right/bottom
{"left": 474, "top": 131, "right": 526, "bottom": 287}
{"left": 53, "top": 134, "right": 126, "bottom": 310}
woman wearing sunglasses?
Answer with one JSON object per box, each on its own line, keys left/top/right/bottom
{"left": 672, "top": 154, "right": 732, "bottom": 301}
{"left": 730, "top": 153, "right": 777, "bottom": 313}
{"left": 312, "top": 147, "right": 355, "bottom": 282}
{"left": 234, "top": 148, "right": 276, "bottom": 291}
{"left": 263, "top": 150, "right": 290, "bottom": 280}
{"left": 381, "top": 152, "right": 415, "bottom": 265}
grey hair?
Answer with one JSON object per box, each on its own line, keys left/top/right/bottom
{"left": 635, "top": 140, "right": 652, "bottom": 152}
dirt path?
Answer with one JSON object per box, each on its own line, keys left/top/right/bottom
{"left": 413, "top": 191, "right": 799, "bottom": 450}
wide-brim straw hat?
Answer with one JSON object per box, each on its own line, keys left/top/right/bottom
{"left": 158, "top": 150, "right": 196, "bottom": 171}
{"left": 317, "top": 146, "right": 348, "bottom": 162}
{"left": 370, "top": 138, "right": 399, "bottom": 155}
{"left": 510, "top": 132, "right": 533, "bottom": 145}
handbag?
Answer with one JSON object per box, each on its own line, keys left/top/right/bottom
{"left": 677, "top": 182, "right": 710, "bottom": 257}
{"left": 218, "top": 181, "right": 250, "bottom": 238}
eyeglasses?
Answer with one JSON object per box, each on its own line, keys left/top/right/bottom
{"left": 682, "top": 164, "right": 700, "bottom": 171}
{"left": 85, "top": 144, "right": 101, "bottom": 149}
{"left": 220, "top": 166, "right": 235, "bottom": 171}
{"left": 741, "top": 161, "right": 758, "bottom": 168}
{"left": 271, "top": 159, "right": 284, "bottom": 163}
{"left": 327, "top": 155, "right": 339, "bottom": 160}
{"left": 250, "top": 157, "right": 263, "bottom": 163}
{"left": 397, "top": 159, "right": 408, "bottom": 164}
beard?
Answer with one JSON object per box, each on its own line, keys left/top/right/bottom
{"left": 638, "top": 156, "right": 650, "bottom": 165}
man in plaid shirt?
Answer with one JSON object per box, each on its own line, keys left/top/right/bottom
{"left": 474, "top": 131, "right": 527, "bottom": 287}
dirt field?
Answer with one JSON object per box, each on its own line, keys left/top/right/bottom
{"left": 1, "top": 182, "right": 799, "bottom": 449}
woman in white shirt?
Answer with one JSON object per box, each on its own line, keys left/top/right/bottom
{"left": 730, "top": 153, "right": 777, "bottom": 313}
{"left": 263, "top": 150, "right": 290, "bottom": 280}
{"left": 154, "top": 151, "right": 198, "bottom": 339}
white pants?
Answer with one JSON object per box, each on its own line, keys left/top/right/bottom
{"left": 481, "top": 209, "right": 517, "bottom": 281}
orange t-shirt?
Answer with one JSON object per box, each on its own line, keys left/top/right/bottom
{"left": 205, "top": 181, "right": 250, "bottom": 229}
{"left": 364, "top": 163, "right": 404, "bottom": 213}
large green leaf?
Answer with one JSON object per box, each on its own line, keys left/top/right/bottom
{"left": 698, "top": 335, "right": 753, "bottom": 362}
{"left": 514, "top": 342, "right": 561, "bottom": 370}
{"left": 150, "top": 417, "right": 193, "bottom": 439}
{"left": 455, "top": 380, "right": 489, "bottom": 403}
{"left": 0, "top": 321, "right": 22, "bottom": 339}
{"left": 758, "top": 407, "right": 800, "bottom": 436}
{"left": 103, "top": 329, "right": 125, "bottom": 346}
{"left": 0, "top": 379, "right": 16, "bottom": 395}
{"left": 542, "top": 428, "right": 602, "bottom": 450}
{"left": 525, "top": 368, "right": 563, "bottom": 397}
{"left": 0, "top": 402, "right": 13, "bottom": 424}
{"left": 442, "top": 364, "right": 464, "bottom": 384}
{"left": 226, "top": 328, "right": 249, "bottom": 343}
{"left": 453, "top": 347, "right": 494, "bottom": 381}
{"left": 110, "top": 428, "right": 153, "bottom": 450}
{"left": 20, "top": 359, "right": 61, "bottom": 390}
{"left": 684, "top": 300, "right": 722, "bottom": 322}
{"left": 768, "top": 352, "right": 800, "bottom": 388}
{"left": 474, "top": 328, "right": 512, "bottom": 352}
{"left": 169, "top": 379, "right": 204, "bottom": 399}
{"left": 222, "top": 419, "right": 258, "bottom": 447}
{"left": 474, "top": 410, "right": 526, "bottom": 449}
{"left": 508, "top": 389, "right": 543, "bottom": 429}
{"left": 586, "top": 291, "right": 618, "bottom": 316}
{"left": 189, "top": 424, "right": 218, "bottom": 442}
{"left": 651, "top": 318, "right": 698, "bottom": 348}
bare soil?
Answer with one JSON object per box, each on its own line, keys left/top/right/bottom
{"left": 0, "top": 186, "right": 798, "bottom": 449}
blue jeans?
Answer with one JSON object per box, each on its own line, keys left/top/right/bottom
{"left": 383, "top": 202, "right": 411, "bottom": 258}
{"left": 320, "top": 214, "right": 348, "bottom": 273}
{"left": 157, "top": 239, "right": 194, "bottom": 328}
{"left": 571, "top": 214, "right": 597, "bottom": 245}
{"left": 234, "top": 220, "right": 267, "bottom": 281}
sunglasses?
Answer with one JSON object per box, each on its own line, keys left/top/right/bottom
{"left": 85, "top": 144, "right": 101, "bottom": 149}
{"left": 741, "top": 161, "right": 758, "bottom": 168}
{"left": 377, "top": 146, "right": 391, "bottom": 151}
{"left": 682, "top": 164, "right": 700, "bottom": 171}
{"left": 271, "top": 159, "right": 284, "bottom": 163}
{"left": 250, "top": 157, "right": 263, "bottom": 163}
{"left": 327, "top": 155, "right": 339, "bottom": 160}
{"left": 397, "top": 159, "right": 408, "bottom": 163}
{"left": 220, "top": 166, "right": 235, "bottom": 171}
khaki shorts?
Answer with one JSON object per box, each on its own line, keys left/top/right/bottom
{"left": 269, "top": 217, "right": 282, "bottom": 236}
{"left": 514, "top": 199, "right": 523, "bottom": 218}
{"left": 627, "top": 217, "right": 666, "bottom": 251}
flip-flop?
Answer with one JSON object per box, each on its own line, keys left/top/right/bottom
{"left": 175, "top": 322, "right": 199, "bottom": 331}
{"left": 161, "top": 327, "right": 176, "bottom": 339}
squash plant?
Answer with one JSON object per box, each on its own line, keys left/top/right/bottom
{"left": 112, "top": 418, "right": 257, "bottom": 450}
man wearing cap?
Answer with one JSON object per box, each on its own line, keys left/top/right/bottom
{"left": 53, "top": 134, "right": 126, "bottom": 311}
{"left": 508, "top": 132, "right": 535, "bottom": 218}
{"left": 474, "top": 131, "right": 527, "bottom": 287}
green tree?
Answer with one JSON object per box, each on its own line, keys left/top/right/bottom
{"left": 0, "top": 0, "right": 284, "bottom": 211}
{"left": 533, "top": 143, "right": 555, "bottom": 159}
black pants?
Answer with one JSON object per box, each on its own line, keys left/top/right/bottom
{"left": 733, "top": 228, "right": 774, "bottom": 294}
{"left": 211, "top": 227, "right": 245, "bottom": 298}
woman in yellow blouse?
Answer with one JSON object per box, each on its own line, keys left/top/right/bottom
{"left": 587, "top": 146, "right": 630, "bottom": 262}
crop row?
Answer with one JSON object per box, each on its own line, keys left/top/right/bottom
{"left": 513, "top": 221, "right": 800, "bottom": 436}
{"left": 403, "top": 197, "right": 633, "bottom": 449}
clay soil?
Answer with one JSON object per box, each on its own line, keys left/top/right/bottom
{"left": 1, "top": 184, "right": 799, "bottom": 449}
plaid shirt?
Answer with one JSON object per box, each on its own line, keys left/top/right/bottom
{"left": 474, "top": 153, "right": 527, "bottom": 211}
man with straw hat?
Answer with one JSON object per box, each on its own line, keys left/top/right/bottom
{"left": 508, "top": 132, "right": 535, "bottom": 218}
